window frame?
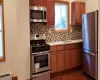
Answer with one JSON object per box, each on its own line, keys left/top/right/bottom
{"left": 55, "top": 1, "right": 70, "bottom": 32}
{"left": 0, "top": 0, "right": 5, "bottom": 62}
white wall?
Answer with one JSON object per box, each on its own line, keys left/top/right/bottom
{"left": 16, "top": 0, "right": 30, "bottom": 79}
{"left": 86, "top": 0, "right": 99, "bottom": 13}
{"left": 0, "top": 0, "right": 30, "bottom": 80}
{"left": 0, "top": 0, "right": 18, "bottom": 75}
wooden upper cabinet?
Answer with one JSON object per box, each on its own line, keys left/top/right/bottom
{"left": 38, "top": 0, "right": 47, "bottom": 7}
{"left": 47, "top": 0, "right": 55, "bottom": 25}
{"left": 80, "top": 2, "right": 85, "bottom": 22}
{"left": 57, "top": 51, "right": 65, "bottom": 71}
{"left": 30, "top": 0, "right": 47, "bottom": 7}
{"left": 75, "top": 2, "right": 81, "bottom": 24}
{"left": 71, "top": 1, "right": 85, "bottom": 25}
{"left": 30, "top": 0, "right": 38, "bottom": 6}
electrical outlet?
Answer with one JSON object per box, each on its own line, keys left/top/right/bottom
{"left": 70, "top": 28, "right": 72, "bottom": 33}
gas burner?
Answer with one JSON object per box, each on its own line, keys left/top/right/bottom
{"left": 30, "top": 39, "right": 50, "bottom": 53}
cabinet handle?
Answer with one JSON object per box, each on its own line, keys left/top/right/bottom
{"left": 90, "top": 53, "right": 95, "bottom": 56}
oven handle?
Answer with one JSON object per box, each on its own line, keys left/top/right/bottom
{"left": 32, "top": 51, "right": 50, "bottom": 56}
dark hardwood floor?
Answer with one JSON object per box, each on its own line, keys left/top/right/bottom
{"left": 51, "top": 71, "right": 93, "bottom": 80}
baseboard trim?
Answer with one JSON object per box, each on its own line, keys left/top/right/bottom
{"left": 12, "top": 76, "right": 18, "bottom": 80}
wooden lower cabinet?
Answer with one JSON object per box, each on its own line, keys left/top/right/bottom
{"left": 50, "top": 52, "right": 57, "bottom": 73}
{"left": 57, "top": 51, "right": 65, "bottom": 71}
{"left": 76, "top": 49, "right": 82, "bottom": 66}
{"left": 64, "top": 50, "right": 71, "bottom": 69}
{"left": 50, "top": 43, "right": 82, "bottom": 74}
{"left": 71, "top": 49, "right": 82, "bottom": 67}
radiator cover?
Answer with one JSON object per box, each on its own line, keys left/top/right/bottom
{"left": 0, "top": 73, "right": 12, "bottom": 80}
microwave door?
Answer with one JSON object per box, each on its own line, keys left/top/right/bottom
{"left": 30, "top": 10, "right": 44, "bottom": 22}
{"left": 43, "top": 9, "right": 47, "bottom": 22}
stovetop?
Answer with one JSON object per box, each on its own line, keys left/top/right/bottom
{"left": 30, "top": 39, "right": 50, "bottom": 53}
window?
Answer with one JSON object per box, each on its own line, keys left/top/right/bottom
{"left": 55, "top": 1, "right": 69, "bottom": 31}
{"left": 0, "top": 0, "right": 5, "bottom": 62}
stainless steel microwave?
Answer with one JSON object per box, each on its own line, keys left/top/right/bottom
{"left": 30, "top": 6, "right": 47, "bottom": 22}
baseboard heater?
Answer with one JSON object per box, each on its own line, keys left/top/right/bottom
{"left": 0, "top": 73, "right": 12, "bottom": 80}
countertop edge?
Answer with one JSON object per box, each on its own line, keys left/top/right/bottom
{"left": 47, "top": 40, "right": 82, "bottom": 46}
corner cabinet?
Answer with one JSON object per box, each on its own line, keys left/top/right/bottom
{"left": 47, "top": 0, "right": 55, "bottom": 25}
{"left": 71, "top": 1, "right": 85, "bottom": 25}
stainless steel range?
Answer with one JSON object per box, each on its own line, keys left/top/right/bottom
{"left": 30, "top": 39, "right": 50, "bottom": 80}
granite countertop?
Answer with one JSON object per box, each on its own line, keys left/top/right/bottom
{"left": 47, "top": 39, "right": 82, "bottom": 46}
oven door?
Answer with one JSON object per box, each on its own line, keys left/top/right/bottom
{"left": 32, "top": 51, "right": 50, "bottom": 74}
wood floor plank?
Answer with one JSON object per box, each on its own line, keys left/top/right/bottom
{"left": 51, "top": 71, "right": 92, "bottom": 80}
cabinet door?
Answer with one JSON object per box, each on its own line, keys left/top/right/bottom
{"left": 75, "top": 2, "right": 81, "bottom": 24}
{"left": 71, "top": 49, "right": 76, "bottom": 67}
{"left": 71, "top": 49, "right": 82, "bottom": 67}
{"left": 76, "top": 49, "right": 82, "bottom": 66}
{"left": 80, "top": 2, "right": 85, "bottom": 22}
{"left": 57, "top": 51, "right": 65, "bottom": 71}
{"left": 47, "top": 0, "right": 55, "bottom": 25}
{"left": 71, "top": 1, "right": 85, "bottom": 25}
{"left": 30, "top": 0, "right": 38, "bottom": 6}
{"left": 38, "top": 0, "right": 47, "bottom": 7}
{"left": 64, "top": 50, "right": 71, "bottom": 69}
{"left": 50, "top": 52, "right": 57, "bottom": 73}
{"left": 71, "top": 2, "right": 75, "bottom": 25}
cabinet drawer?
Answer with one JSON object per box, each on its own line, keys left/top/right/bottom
{"left": 65, "top": 43, "right": 82, "bottom": 49}
{"left": 50, "top": 46, "right": 57, "bottom": 52}
{"left": 51, "top": 52, "right": 56, "bottom": 55}
{"left": 57, "top": 45, "right": 65, "bottom": 51}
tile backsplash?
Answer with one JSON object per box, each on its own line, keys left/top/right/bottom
{"left": 30, "top": 23, "right": 82, "bottom": 42}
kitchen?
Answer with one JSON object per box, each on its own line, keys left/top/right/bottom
{"left": 0, "top": 0, "right": 99, "bottom": 80}
{"left": 30, "top": 0, "right": 98, "bottom": 80}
